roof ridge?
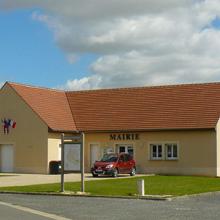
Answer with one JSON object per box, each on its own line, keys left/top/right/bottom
{"left": 65, "top": 81, "right": 220, "bottom": 94}
{"left": 6, "top": 81, "right": 220, "bottom": 94}
{"left": 7, "top": 81, "right": 64, "bottom": 93}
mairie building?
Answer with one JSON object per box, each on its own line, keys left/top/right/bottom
{"left": 0, "top": 81, "right": 220, "bottom": 176}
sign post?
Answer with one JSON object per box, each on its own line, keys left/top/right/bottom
{"left": 81, "top": 132, "right": 85, "bottom": 192}
{"left": 61, "top": 133, "right": 65, "bottom": 192}
{"left": 60, "top": 133, "right": 84, "bottom": 193}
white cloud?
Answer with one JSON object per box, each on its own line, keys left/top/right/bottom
{"left": 60, "top": 75, "right": 102, "bottom": 91}
{"left": 1, "top": 0, "right": 220, "bottom": 89}
{"left": 0, "top": 0, "right": 193, "bottom": 19}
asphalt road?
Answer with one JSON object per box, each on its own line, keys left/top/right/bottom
{"left": 0, "top": 192, "right": 220, "bottom": 220}
{"left": 0, "top": 201, "right": 52, "bottom": 220}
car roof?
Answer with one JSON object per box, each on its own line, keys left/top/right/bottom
{"left": 104, "top": 153, "right": 130, "bottom": 156}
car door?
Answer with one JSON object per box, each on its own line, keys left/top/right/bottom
{"left": 126, "top": 154, "right": 134, "bottom": 172}
{"left": 123, "top": 154, "right": 132, "bottom": 173}
{"left": 118, "top": 155, "right": 126, "bottom": 173}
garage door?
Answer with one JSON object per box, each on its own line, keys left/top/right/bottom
{"left": 1, "top": 145, "right": 14, "bottom": 172}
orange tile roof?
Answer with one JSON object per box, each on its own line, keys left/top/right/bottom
{"left": 6, "top": 82, "right": 220, "bottom": 132}
{"left": 66, "top": 82, "right": 220, "bottom": 131}
{"left": 8, "top": 82, "right": 76, "bottom": 131}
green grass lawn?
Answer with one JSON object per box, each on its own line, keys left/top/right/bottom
{"left": 1, "top": 175, "right": 220, "bottom": 197}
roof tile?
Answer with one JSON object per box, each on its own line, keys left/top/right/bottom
{"left": 66, "top": 82, "right": 220, "bottom": 131}
{"left": 8, "top": 82, "right": 76, "bottom": 131}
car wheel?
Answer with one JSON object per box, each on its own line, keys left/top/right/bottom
{"left": 112, "top": 168, "right": 118, "bottom": 177}
{"left": 130, "top": 167, "right": 136, "bottom": 176}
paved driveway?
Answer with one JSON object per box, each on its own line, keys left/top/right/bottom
{"left": 0, "top": 173, "right": 145, "bottom": 187}
{"left": 0, "top": 173, "right": 85, "bottom": 187}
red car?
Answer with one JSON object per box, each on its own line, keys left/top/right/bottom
{"left": 91, "top": 153, "right": 136, "bottom": 177}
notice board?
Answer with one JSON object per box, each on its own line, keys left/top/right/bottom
{"left": 64, "top": 143, "right": 81, "bottom": 172}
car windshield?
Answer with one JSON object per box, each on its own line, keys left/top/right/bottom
{"left": 100, "top": 154, "right": 118, "bottom": 162}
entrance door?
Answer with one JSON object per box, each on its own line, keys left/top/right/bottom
{"left": 1, "top": 145, "right": 14, "bottom": 172}
{"left": 90, "top": 144, "right": 100, "bottom": 167}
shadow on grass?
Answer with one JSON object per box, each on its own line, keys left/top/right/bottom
{"left": 86, "top": 174, "right": 134, "bottom": 179}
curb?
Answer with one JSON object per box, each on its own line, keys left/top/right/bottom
{"left": 0, "top": 191, "right": 173, "bottom": 201}
{"left": 170, "top": 191, "right": 220, "bottom": 200}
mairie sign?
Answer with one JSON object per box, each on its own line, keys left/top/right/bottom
{"left": 110, "top": 133, "right": 139, "bottom": 141}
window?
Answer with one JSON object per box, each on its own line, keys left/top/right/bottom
{"left": 150, "top": 144, "right": 163, "bottom": 160}
{"left": 127, "top": 146, "right": 134, "bottom": 157}
{"left": 119, "top": 146, "right": 126, "bottom": 153}
{"left": 149, "top": 142, "right": 179, "bottom": 161}
{"left": 116, "top": 144, "right": 134, "bottom": 157}
{"left": 165, "top": 143, "right": 178, "bottom": 160}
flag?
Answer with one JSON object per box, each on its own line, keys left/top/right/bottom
{"left": 12, "top": 121, "right": 16, "bottom": 128}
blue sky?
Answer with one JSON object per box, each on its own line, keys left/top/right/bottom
{"left": 0, "top": 9, "right": 97, "bottom": 88}
{"left": 1, "top": 1, "right": 220, "bottom": 90}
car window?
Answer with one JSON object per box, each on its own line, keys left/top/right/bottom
{"left": 128, "top": 154, "right": 133, "bottom": 161}
{"left": 119, "top": 155, "right": 124, "bottom": 162}
{"left": 100, "top": 154, "right": 118, "bottom": 162}
{"left": 124, "top": 154, "right": 130, "bottom": 162}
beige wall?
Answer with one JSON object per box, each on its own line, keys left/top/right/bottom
{"left": 0, "top": 84, "right": 49, "bottom": 173}
{"left": 216, "top": 119, "right": 220, "bottom": 176}
{"left": 84, "top": 130, "right": 217, "bottom": 176}
{"left": 48, "top": 133, "right": 61, "bottom": 166}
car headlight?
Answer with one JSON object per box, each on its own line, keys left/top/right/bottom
{"left": 106, "top": 164, "right": 114, "bottom": 169}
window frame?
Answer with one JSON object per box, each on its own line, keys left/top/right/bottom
{"left": 165, "top": 143, "right": 179, "bottom": 160}
{"left": 149, "top": 142, "right": 179, "bottom": 161}
{"left": 115, "top": 144, "right": 134, "bottom": 158}
{"left": 149, "top": 143, "right": 164, "bottom": 160}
